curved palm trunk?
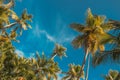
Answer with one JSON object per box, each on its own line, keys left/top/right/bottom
{"left": 85, "top": 54, "right": 90, "bottom": 80}
{"left": 3, "top": 22, "right": 17, "bottom": 29}
{"left": 79, "top": 48, "right": 89, "bottom": 78}
{"left": 81, "top": 49, "right": 89, "bottom": 71}
{"left": 51, "top": 53, "right": 57, "bottom": 60}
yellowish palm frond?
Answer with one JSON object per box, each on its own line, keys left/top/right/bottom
{"left": 99, "top": 33, "right": 114, "bottom": 45}
{"left": 94, "top": 15, "right": 106, "bottom": 26}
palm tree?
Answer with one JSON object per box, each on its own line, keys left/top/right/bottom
{"left": 51, "top": 44, "right": 67, "bottom": 60}
{"left": 62, "top": 64, "right": 84, "bottom": 80}
{"left": 0, "top": 46, "right": 36, "bottom": 80}
{"left": 70, "top": 8, "right": 113, "bottom": 80}
{"left": 103, "top": 70, "right": 120, "bottom": 80}
{"left": 34, "top": 52, "right": 60, "bottom": 80}
{"left": 19, "top": 9, "right": 32, "bottom": 30}
{"left": 0, "top": 0, "right": 32, "bottom": 37}
{"left": 0, "top": 0, "right": 35, "bottom": 80}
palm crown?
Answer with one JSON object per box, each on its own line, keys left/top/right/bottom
{"left": 104, "top": 70, "right": 120, "bottom": 80}
{"left": 70, "top": 8, "right": 114, "bottom": 80}
{"left": 51, "top": 44, "right": 67, "bottom": 59}
{"left": 62, "top": 64, "right": 84, "bottom": 80}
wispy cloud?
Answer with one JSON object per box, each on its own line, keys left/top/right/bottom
{"left": 32, "top": 24, "right": 74, "bottom": 44}
{"left": 32, "top": 19, "right": 74, "bottom": 44}
{"left": 33, "top": 25, "right": 56, "bottom": 42}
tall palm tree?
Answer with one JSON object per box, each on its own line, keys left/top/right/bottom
{"left": 103, "top": 70, "right": 120, "bottom": 80}
{"left": 62, "top": 64, "right": 84, "bottom": 80}
{"left": 51, "top": 44, "right": 67, "bottom": 60}
{"left": 70, "top": 8, "right": 113, "bottom": 80}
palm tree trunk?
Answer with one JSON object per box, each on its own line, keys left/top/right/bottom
{"left": 79, "top": 48, "right": 89, "bottom": 79}
{"left": 51, "top": 53, "right": 57, "bottom": 60}
{"left": 81, "top": 48, "right": 89, "bottom": 71}
{"left": 85, "top": 54, "right": 90, "bottom": 80}
{"left": 2, "top": 22, "right": 17, "bottom": 29}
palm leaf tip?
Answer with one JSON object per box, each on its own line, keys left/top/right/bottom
{"left": 86, "top": 8, "right": 93, "bottom": 18}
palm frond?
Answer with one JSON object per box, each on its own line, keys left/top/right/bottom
{"left": 109, "top": 19, "right": 120, "bottom": 29}
{"left": 72, "top": 35, "right": 85, "bottom": 49}
{"left": 101, "top": 23, "right": 114, "bottom": 31}
{"left": 86, "top": 8, "right": 94, "bottom": 26}
{"left": 70, "top": 23, "right": 86, "bottom": 32}
{"left": 99, "top": 33, "right": 114, "bottom": 45}
{"left": 92, "top": 49, "right": 120, "bottom": 66}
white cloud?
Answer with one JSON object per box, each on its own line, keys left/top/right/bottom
{"left": 32, "top": 24, "right": 74, "bottom": 44}
{"left": 33, "top": 25, "right": 56, "bottom": 42}
{"left": 15, "top": 49, "right": 24, "bottom": 57}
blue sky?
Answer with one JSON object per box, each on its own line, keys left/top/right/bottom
{"left": 14, "top": 0, "right": 120, "bottom": 80}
